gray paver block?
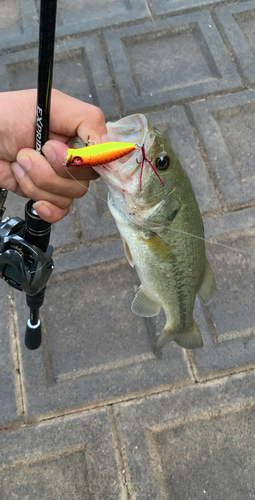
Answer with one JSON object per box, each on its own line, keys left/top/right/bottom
{"left": 214, "top": 1, "right": 255, "bottom": 86}
{"left": 52, "top": 239, "right": 125, "bottom": 273}
{"left": 204, "top": 206, "right": 255, "bottom": 237}
{"left": 14, "top": 256, "right": 190, "bottom": 416}
{"left": 150, "top": 0, "right": 226, "bottom": 16}
{"left": 114, "top": 371, "right": 255, "bottom": 499}
{"left": 191, "top": 207, "right": 255, "bottom": 378}
{"left": 206, "top": 230, "right": 255, "bottom": 343}
{"left": 145, "top": 107, "right": 219, "bottom": 213}
{"left": 0, "top": 284, "right": 17, "bottom": 425}
{"left": 189, "top": 90, "right": 255, "bottom": 206}
{"left": 55, "top": 0, "right": 151, "bottom": 37}
{"left": 0, "top": 408, "right": 122, "bottom": 499}
{"left": 44, "top": 264, "right": 150, "bottom": 376}
{"left": 76, "top": 178, "right": 118, "bottom": 242}
{"left": 104, "top": 12, "right": 242, "bottom": 113}
{"left": 0, "top": 36, "right": 118, "bottom": 119}
{"left": 54, "top": 240, "right": 125, "bottom": 273}
{"left": 0, "top": 0, "right": 38, "bottom": 51}
{"left": 0, "top": 0, "right": 151, "bottom": 51}
{"left": 152, "top": 410, "right": 255, "bottom": 499}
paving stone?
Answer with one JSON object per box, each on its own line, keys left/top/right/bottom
{"left": 76, "top": 178, "right": 118, "bottom": 242}
{"left": 14, "top": 258, "right": 190, "bottom": 417}
{"left": 0, "top": 284, "right": 17, "bottom": 425}
{"left": 150, "top": 0, "right": 226, "bottom": 16}
{"left": 3, "top": 191, "right": 25, "bottom": 221}
{"left": 0, "top": 0, "right": 38, "bottom": 51}
{"left": 191, "top": 207, "right": 255, "bottom": 378}
{"left": 214, "top": 1, "right": 255, "bottom": 86}
{"left": 4, "top": 191, "right": 76, "bottom": 248}
{"left": 49, "top": 215, "right": 77, "bottom": 248}
{"left": 0, "top": 0, "right": 151, "bottom": 51}
{"left": 0, "top": 408, "right": 122, "bottom": 499}
{"left": 114, "top": 371, "right": 255, "bottom": 499}
{"left": 104, "top": 12, "right": 242, "bottom": 113}
{"left": 53, "top": 239, "right": 125, "bottom": 273}
{"left": 55, "top": 0, "right": 151, "bottom": 37}
{"left": 0, "top": 36, "right": 117, "bottom": 119}
{"left": 204, "top": 206, "right": 255, "bottom": 237}
{"left": 145, "top": 107, "right": 219, "bottom": 213}
{"left": 189, "top": 90, "right": 255, "bottom": 206}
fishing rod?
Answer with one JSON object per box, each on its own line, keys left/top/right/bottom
{"left": 24, "top": 0, "right": 57, "bottom": 349}
{"left": 0, "top": 0, "right": 57, "bottom": 349}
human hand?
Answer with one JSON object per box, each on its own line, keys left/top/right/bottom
{"left": 0, "top": 89, "right": 107, "bottom": 222}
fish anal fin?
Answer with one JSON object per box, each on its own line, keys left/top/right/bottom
{"left": 141, "top": 233, "right": 175, "bottom": 260}
{"left": 197, "top": 259, "right": 216, "bottom": 305}
{"left": 132, "top": 286, "right": 161, "bottom": 317}
{"left": 155, "top": 321, "right": 203, "bottom": 352}
{"left": 122, "top": 238, "right": 134, "bottom": 267}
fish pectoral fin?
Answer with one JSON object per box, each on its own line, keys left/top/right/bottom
{"left": 155, "top": 321, "right": 203, "bottom": 352}
{"left": 122, "top": 238, "right": 134, "bottom": 267}
{"left": 141, "top": 233, "right": 175, "bottom": 260}
{"left": 132, "top": 286, "right": 161, "bottom": 317}
{"left": 197, "top": 259, "right": 216, "bottom": 305}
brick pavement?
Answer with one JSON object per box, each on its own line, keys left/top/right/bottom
{"left": 1, "top": 0, "right": 255, "bottom": 498}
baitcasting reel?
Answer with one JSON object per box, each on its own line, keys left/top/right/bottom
{"left": 0, "top": 215, "right": 53, "bottom": 295}
{"left": 0, "top": 189, "right": 54, "bottom": 349}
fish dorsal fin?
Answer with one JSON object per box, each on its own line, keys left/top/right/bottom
{"left": 141, "top": 232, "right": 175, "bottom": 260}
{"left": 197, "top": 259, "right": 216, "bottom": 305}
{"left": 132, "top": 286, "right": 161, "bottom": 317}
{"left": 122, "top": 238, "right": 134, "bottom": 267}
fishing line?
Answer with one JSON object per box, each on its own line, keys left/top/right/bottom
{"left": 142, "top": 221, "right": 252, "bottom": 255}
{"left": 63, "top": 164, "right": 108, "bottom": 204}
{"left": 63, "top": 165, "right": 253, "bottom": 257}
{"left": 27, "top": 260, "right": 48, "bottom": 275}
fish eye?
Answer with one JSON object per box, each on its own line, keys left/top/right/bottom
{"left": 156, "top": 154, "right": 170, "bottom": 171}
{"left": 73, "top": 156, "right": 83, "bottom": 166}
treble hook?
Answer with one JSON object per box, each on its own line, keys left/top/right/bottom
{"left": 135, "top": 144, "right": 165, "bottom": 191}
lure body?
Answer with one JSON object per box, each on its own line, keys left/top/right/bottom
{"left": 65, "top": 142, "right": 137, "bottom": 168}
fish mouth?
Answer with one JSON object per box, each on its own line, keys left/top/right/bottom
{"left": 106, "top": 114, "right": 149, "bottom": 146}
{"left": 94, "top": 113, "right": 155, "bottom": 180}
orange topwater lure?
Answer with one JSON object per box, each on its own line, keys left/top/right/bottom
{"left": 64, "top": 142, "right": 138, "bottom": 168}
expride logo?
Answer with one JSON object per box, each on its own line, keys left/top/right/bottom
{"left": 35, "top": 106, "right": 43, "bottom": 152}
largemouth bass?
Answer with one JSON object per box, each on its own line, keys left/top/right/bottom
{"left": 81, "top": 114, "right": 216, "bottom": 350}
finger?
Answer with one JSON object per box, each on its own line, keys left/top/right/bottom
{"left": 11, "top": 161, "right": 74, "bottom": 209}
{"left": 32, "top": 201, "right": 70, "bottom": 223}
{"left": 42, "top": 141, "right": 100, "bottom": 180}
{"left": 50, "top": 89, "right": 107, "bottom": 143}
{"left": 15, "top": 149, "right": 90, "bottom": 199}
{"left": 0, "top": 159, "right": 27, "bottom": 196}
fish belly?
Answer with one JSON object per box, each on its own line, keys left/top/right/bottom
{"left": 112, "top": 208, "right": 197, "bottom": 330}
{"left": 108, "top": 194, "right": 209, "bottom": 350}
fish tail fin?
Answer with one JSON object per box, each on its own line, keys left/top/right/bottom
{"left": 155, "top": 321, "right": 203, "bottom": 352}
{"left": 197, "top": 259, "right": 216, "bottom": 305}
{"left": 174, "top": 321, "right": 203, "bottom": 349}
